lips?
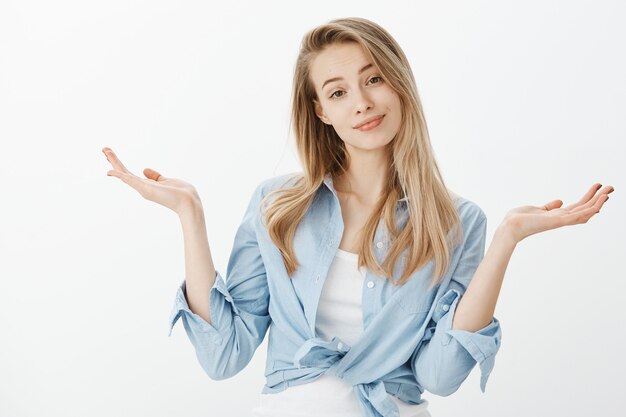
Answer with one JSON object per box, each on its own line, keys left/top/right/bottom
{"left": 355, "top": 115, "right": 385, "bottom": 131}
{"left": 354, "top": 115, "right": 384, "bottom": 129}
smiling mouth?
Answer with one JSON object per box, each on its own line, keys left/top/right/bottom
{"left": 356, "top": 115, "right": 384, "bottom": 131}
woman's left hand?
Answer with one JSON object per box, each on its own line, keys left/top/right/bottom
{"left": 502, "top": 183, "right": 614, "bottom": 244}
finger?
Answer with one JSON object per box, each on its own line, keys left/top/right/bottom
{"left": 570, "top": 185, "right": 614, "bottom": 213}
{"left": 143, "top": 168, "right": 164, "bottom": 182}
{"left": 107, "top": 169, "right": 149, "bottom": 194}
{"left": 102, "top": 147, "right": 134, "bottom": 175}
{"left": 562, "top": 194, "right": 609, "bottom": 225}
{"left": 562, "top": 183, "right": 601, "bottom": 211}
{"left": 542, "top": 199, "right": 563, "bottom": 211}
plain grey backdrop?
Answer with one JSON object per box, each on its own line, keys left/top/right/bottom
{"left": 0, "top": 1, "right": 624, "bottom": 416}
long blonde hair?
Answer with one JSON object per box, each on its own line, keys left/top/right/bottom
{"left": 261, "top": 17, "right": 462, "bottom": 289}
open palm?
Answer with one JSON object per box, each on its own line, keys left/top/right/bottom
{"left": 102, "top": 147, "right": 199, "bottom": 214}
{"left": 503, "top": 183, "right": 614, "bottom": 243}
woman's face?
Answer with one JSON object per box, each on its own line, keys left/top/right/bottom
{"left": 310, "top": 42, "right": 402, "bottom": 154}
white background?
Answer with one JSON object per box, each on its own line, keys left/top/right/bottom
{"left": 1, "top": 1, "right": 624, "bottom": 416}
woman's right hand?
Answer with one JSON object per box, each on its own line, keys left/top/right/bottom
{"left": 102, "top": 147, "right": 200, "bottom": 215}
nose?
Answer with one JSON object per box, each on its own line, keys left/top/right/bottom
{"left": 354, "top": 87, "right": 374, "bottom": 114}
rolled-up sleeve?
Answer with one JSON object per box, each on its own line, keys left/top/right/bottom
{"left": 168, "top": 183, "right": 271, "bottom": 380}
{"left": 412, "top": 211, "right": 502, "bottom": 396}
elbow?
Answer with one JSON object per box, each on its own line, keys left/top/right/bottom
{"left": 416, "top": 360, "right": 473, "bottom": 397}
{"left": 415, "top": 372, "right": 458, "bottom": 397}
{"left": 204, "top": 367, "right": 236, "bottom": 381}
{"left": 200, "top": 357, "right": 244, "bottom": 381}
{"left": 425, "top": 380, "right": 461, "bottom": 397}
{"left": 418, "top": 372, "right": 461, "bottom": 397}
{"left": 196, "top": 338, "right": 257, "bottom": 381}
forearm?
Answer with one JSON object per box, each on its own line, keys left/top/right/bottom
{"left": 451, "top": 222, "right": 517, "bottom": 332}
{"left": 178, "top": 199, "right": 217, "bottom": 325}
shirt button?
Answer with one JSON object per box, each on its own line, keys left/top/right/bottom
{"left": 337, "top": 342, "right": 344, "bottom": 350}
{"left": 367, "top": 281, "right": 374, "bottom": 289}
{"left": 442, "top": 304, "right": 450, "bottom": 311}
{"left": 376, "top": 241, "right": 383, "bottom": 248}
{"left": 315, "top": 275, "right": 320, "bottom": 282}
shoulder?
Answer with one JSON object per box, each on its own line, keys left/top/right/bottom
{"left": 445, "top": 193, "right": 488, "bottom": 254}
{"left": 257, "top": 172, "right": 302, "bottom": 193}
{"left": 254, "top": 172, "right": 303, "bottom": 198}
{"left": 450, "top": 192, "right": 487, "bottom": 228}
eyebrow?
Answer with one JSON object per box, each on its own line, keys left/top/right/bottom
{"left": 321, "top": 63, "right": 374, "bottom": 90}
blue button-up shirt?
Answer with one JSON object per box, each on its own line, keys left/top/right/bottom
{"left": 168, "top": 173, "right": 502, "bottom": 417}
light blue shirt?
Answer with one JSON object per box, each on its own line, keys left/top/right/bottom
{"left": 168, "top": 173, "right": 502, "bottom": 417}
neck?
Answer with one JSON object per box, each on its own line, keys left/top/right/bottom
{"left": 333, "top": 146, "right": 391, "bottom": 205}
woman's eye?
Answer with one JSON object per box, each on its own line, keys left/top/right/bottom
{"left": 329, "top": 77, "right": 382, "bottom": 99}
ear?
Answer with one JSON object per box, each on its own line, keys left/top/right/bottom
{"left": 313, "top": 99, "right": 332, "bottom": 125}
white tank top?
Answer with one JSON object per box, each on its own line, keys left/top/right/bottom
{"left": 251, "top": 248, "right": 431, "bottom": 417}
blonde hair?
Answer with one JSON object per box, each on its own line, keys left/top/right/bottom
{"left": 261, "top": 17, "right": 462, "bottom": 290}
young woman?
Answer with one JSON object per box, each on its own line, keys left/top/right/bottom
{"left": 102, "top": 17, "right": 613, "bottom": 417}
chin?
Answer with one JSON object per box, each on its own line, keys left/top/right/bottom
{"left": 352, "top": 141, "right": 392, "bottom": 152}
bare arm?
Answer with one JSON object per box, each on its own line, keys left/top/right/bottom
{"left": 451, "top": 224, "right": 515, "bottom": 331}
{"left": 178, "top": 200, "right": 217, "bottom": 325}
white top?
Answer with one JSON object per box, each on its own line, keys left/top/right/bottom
{"left": 251, "top": 248, "right": 431, "bottom": 417}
